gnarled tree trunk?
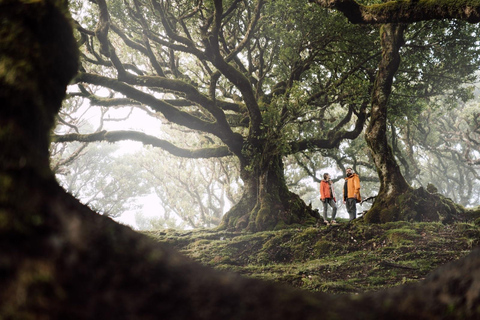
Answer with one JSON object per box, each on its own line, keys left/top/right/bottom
{"left": 363, "top": 23, "right": 411, "bottom": 222}
{"left": 363, "top": 24, "right": 462, "bottom": 223}
{"left": 219, "top": 153, "right": 317, "bottom": 232}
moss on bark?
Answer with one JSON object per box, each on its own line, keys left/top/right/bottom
{"left": 364, "top": 186, "right": 464, "bottom": 224}
{"left": 220, "top": 154, "right": 318, "bottom": 232}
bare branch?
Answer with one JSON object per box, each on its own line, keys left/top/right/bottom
{"left": 290, "top": 102, "right": 368, "bottom": 153}
{"left": 53, "top": 130, "right": 232, "bottom": 159}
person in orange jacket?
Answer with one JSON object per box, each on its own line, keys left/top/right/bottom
{"left": 343, "top": 167, "right": 361, "bottom": 220}
{"left": 320, "top": 173, "right": 337, "bottom": 225}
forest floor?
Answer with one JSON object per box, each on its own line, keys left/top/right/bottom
{"left": 144, "top": 219, "right": 480, "bottom": 294}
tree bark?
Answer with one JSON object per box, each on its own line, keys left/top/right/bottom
{"left": 219, "top": 117, "right": 320, "bottom": 232}
{"left": 361, "top": 23, "right": 462, "bottom": 223}
{"left": 363, "top": 24, "right": 412, "bottom": 222}
{"left": 2, "top": 1, "right": 480, "bottom": 318}
{"left": 310, "top": 0, "right": 480, "bottom": 24}
{"left": 219, "top": 154, "right": 317, "bottom": 231}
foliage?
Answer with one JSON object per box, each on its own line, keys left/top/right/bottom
{"left": 391, "top": 19, "right": 480, "bottom": 120}
{"left": 54, "top": 0, "right": 382, "bottom": 231}
{"left": 389, "top": 88, "right": 480, "bottom": 206}
{"left": 134, "top": 146, "right": 241, "bottom": 229}
{"left": 51, "top": 141, "right": 150, "bottom": 218}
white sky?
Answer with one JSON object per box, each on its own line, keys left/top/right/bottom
{"left": 114, "top": 193, "right": 162, "bottom": 229}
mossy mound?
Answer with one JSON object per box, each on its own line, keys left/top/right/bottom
{"left": 467, "top": 206, "right": 480, "bottom": 223}
{"left": 144, "top": 220, "right": 480, "bottom": 294}
{"left": 364, "top": 186, "right": 465, "bottom": 223}
{"left": 221, "top": 190, "right": 319, "bottom": 232}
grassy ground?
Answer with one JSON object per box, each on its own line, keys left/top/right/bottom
{"left": 144, "top": 219, "right": 480, "bottom": 294}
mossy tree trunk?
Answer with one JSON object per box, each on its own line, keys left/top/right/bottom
{"left": 363, "top": 24, "right": 463, "bottom": 223}
{"left": 219, "top": 149, "right": 317, "bottom": 232}
{"left": 363, "top": 23, "right": 412, "bottom": 223}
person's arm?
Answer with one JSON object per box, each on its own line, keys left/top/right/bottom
{"left": 330, "top": 181, "right": 337, "bottom": 202}
{"left": 354, "top": 175, "right": 361, "bottom": 200}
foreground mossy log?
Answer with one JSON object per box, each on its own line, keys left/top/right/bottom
{"left": 1, "top": 0, "right": 480, "bottom": 318}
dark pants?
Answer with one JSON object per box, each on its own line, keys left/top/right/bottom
{"left": 322, "top": 198, "right": 337, "bottom": 220}
{"left": 346, "top": 198, "right": 357, "bottom": 220}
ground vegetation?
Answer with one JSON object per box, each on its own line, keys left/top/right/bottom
{"left": 146, "top": 219, "right": 480, "bottom": 294}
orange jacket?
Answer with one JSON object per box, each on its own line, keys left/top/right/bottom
{"left": 320, "top": 180, "right": 336, "bottom": 201}
{"left": 343, "top": 173, "right": 361, "bottom": 201}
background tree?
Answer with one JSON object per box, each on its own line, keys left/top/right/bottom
{"left": 312, "top": 0, "right": 480, "bottom": 223}
{"left": 52, "top": 101, "right": 241, "bottom": 228}
{"left": 394, "top": 97, "right": 480, "bottom": 207}
{"left": 52, "top": 141, "right": 150, "bottom": 218}
{"left": 136, "top": 148, "right": 241, "bottom": 229}
{"left": 56, "top": 0, "right": 378, "bottom": 231}
{"left": 51, "top": 95, "right": 152, "bottom": 219}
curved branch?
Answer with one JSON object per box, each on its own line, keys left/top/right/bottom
{"left": 56, "top": 115, "right": 80, "bottom": 133}
{"left": 150, "top": 0, "right": 204, "bottom": 52}
{"left": 53, "top": 130, "right": 232, "bottom": 159}
{"left": 311, "top": 0, "right": 480, "bottom": 24}
{"left": 126, "top": 75, "right": 232, "bottom": 123}
{"left": 198, "top": 0, "right": 263, "bottom": 135}
{"left": 94, "top": 0, "right": 111, "bottom": 56}
{"left": 74, "top": 20, "right": 94, "bottom": 36}
{"left": 110, "top": 23, "right": 149, "bottom": 56}
{"left": 70, "top": 91, "right": 230, "bottom": 112}
{"left": 51, "top": 142, "right": 88, "bottom": 174}
{"left": 75, "top": 73, "right": 245, "bottom": 157}
{"left": 76, "top": 73, "right": 242, "bottom": 142}
{"left": 224, "top": 0, "right": 264, "bottom": 62}
{"left": 290, "top": 102, "right": 368, "bottom": 153}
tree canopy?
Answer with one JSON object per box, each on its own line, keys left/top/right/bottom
{"left": 57, "top": 0, "right": 382, "bottom": 230}
{"left": 51, "top": 0, "right": 480, "bottom": 229}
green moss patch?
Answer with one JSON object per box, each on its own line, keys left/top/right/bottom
{"left": 365, "top": 186, "right": 467, "bottom": 224}
{"left": 145, "top": 221, "right": 478, "bottom": 294}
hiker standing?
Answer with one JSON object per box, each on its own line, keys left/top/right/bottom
{"left": 343, "top": 168, "right": 361, "bottom": 220}
{"left": 320, "top": 173, "right": 337, "bottom": 225}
